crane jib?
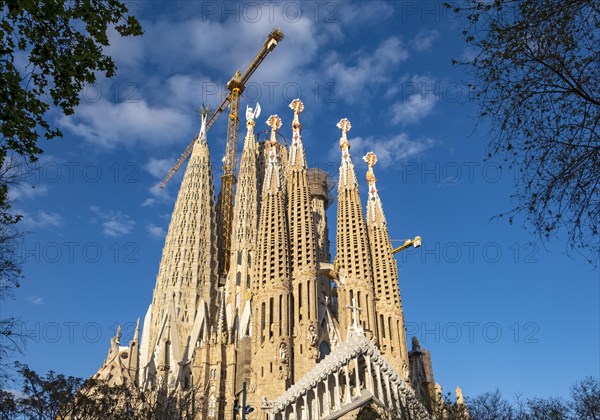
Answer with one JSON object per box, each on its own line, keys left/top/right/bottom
{"left": 159, "top": 28, "right": 284, "bottom": 191}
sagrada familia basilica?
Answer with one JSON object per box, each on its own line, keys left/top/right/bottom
{"left": 92, "top": 99, "right": 462, "bottom": 419}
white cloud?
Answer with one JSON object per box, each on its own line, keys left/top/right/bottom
{"left": 8, "top": 184, "right": 48, "bottom": 201}
{"left": 330, "top": 134, "right": 433, "bottom": 168}
{"left": 20, "top": 210, "right": 63, "bottom": 229}
{"left": 59, "top": 99, "right": 191, "bottom": 149}
{"left": 147, "top": 224, "right": 166, "bottom": 239}
{"left": 323, "top": 37, "right": 409, "bottom": 102}
{"left": 89, "top": 207, "right": 135, "bottom": 237}
{"left": 391, "top": 94, "right": 437, "bottom": 124}
{"left": 102, "top": 214, "right": 135, "bottom": 237}
{"left": 390, "top": 75, "right": 438, "bottom": 125}
{"left": 144, "top": 157, "right": 176, "bottom": 179}
{"left": 104, "top": 26, "right": 145, "bottom": 69}
{"left": 28, "top": 295, "right": 44, "bottom": 305}
{"left": 165, "top": 74, "right": 223, "bottom": 111}
{"left": 142, "top": 182, "right": 173, "bottom": 208}
{"left": 409, "top": 29, "right": 440, "bottom": 52}
{"left": 142, "top": 198, "right": 156, "bottom": 207}
{"left": 338, "top": 2, "right": 395, "bottom": 26}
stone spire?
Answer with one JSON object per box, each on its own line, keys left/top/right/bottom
{"left": 287, "top": 99, "right": 320, "bottom": 377}
{"left": 127, "top": 318, "right": 140, "bottom": 384}
{"left": 92, "top": 323, "right": 139, "bottom": 387}
{"left": 334, "top": 119, "right": 376, "bottom": 341}
{"left": 250, "top": 114, "right": 293, "bottom": 402}
{"left": 456, "top": 385, "right": 470, "bottom": 418}
{"left": 307, "top": 167, "right": 336, "bottom": 355}
{"left": 225, "top": 103, "right": 261, "bottom": 343}
{"left": 219, "top": 104, "right": 262, "bottom": 401}
{"left": 363, "top": 151, "right": 409, "bottom": 376}
{"left": 409, "top": 336, "right": 437, "bottom": 412}
{"left": 145, "top": 112, "right": 218, "bottom": 388}
{"left": 456, "top": 386, "right": 464, "bottom": 405}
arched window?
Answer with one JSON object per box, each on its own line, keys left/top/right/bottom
{"left": 236, "top": 271, "right": 241, "bottom": 286}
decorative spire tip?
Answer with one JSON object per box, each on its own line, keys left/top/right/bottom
{"left": 289, "top": 99, "right": 304, "bottom": 140}
{"left": 266, "top": 114, "right": 282, "bottom": 144}
{"left": 337, "top": 118, "right": 352, "bottom": 156}
{"left": 246, "top": 102, "right": 261, "bottom": 125}
{"left": 363, "top": 152, "right": 378, "bottom": 188}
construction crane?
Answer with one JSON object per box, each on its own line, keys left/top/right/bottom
{"left": 159, "top": 28, "right": 284, "bottom": 282}
{"left": 391, "top": 236, "right": 422, "bottom": 254}
{"left": 159, "top": 28, "right": 284, "bottom": 190}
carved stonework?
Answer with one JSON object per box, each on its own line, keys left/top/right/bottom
{"left": 279, "top": 342, "right": 288, "bottom": 364}
{"left": 402, "top": 362, "right": 410, "bottom": 381}
{"left": 308, "top": 325, "right": 318, "bottom": 346}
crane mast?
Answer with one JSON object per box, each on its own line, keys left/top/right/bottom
{"left": 216, "top": 77, "right": 241, "bottom": 283}
{"left": 216, "top": 29, "right": 284, "bottom": 283}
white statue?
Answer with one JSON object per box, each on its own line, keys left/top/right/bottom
{"left": 308, "top": 325, "right": 318, "bottom": 346}
{"left": 246, "top": 102, "right": 261, "bottom": 122}
{"left": 279, "top": 342, "right": 288, "bottom": 363}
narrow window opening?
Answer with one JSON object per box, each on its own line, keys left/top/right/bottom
{"left": 269, "top": 298, "right": 274, "bottom": 340}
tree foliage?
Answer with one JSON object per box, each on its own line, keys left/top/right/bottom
{"left": 1, "top": 363, "right": 204, "bottom": 419}
{"left": 1, "top": 364, "right": 598, "bottom": 420}
{"left": 0, "top": 151, "right": 27, "bottom": 385}
{"left": 0, "top": 0, "right": 142, "bottom": 386}
{"left": 0, "top": 0, "right": 142, "bottom": 161}
{"left": 432, "top": 391, "right": 471, "bottom": 420}
{"left": 570, "top": 376, "right": 600, "bottom": 419}
{"left": 448, "top": 0, "right": 599, "bottom": 261}
{"left": 465, "top": 377, "right": 600, "bottom": 420}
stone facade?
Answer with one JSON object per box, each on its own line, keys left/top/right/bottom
{"left": 94, "top": 99, "right": 439, "bottom": 419}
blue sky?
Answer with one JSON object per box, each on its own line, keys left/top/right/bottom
{"left": 4, "top": 0, "right": 598, "bottom": 402}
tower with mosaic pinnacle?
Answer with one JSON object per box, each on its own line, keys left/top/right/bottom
{"left": 286, "top": 99, "right": 320, "bottom": 378}
{"left": 334, "top": 119, "right": 377, "bottom": 341}
{"left": 364, "top": 151, "right": 410, "bottom": 380}
{"left": 249, "top": 114, "right": 293, "bottom": 405}
{"left": 139, "top": 112, "right": 219, "bottom": 391}
{"left": 224, "top": 103, "right": 261, "bottom": 394}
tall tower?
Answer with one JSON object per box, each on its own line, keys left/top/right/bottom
{"left": 224, "top": 103, "right": 261, "bottom": 392}
{"left": 409, "top": 336, "right": 437, "bottom": 412}
{"left": 308, "top": 168, "right": 332, "bottom": 292}
{"left": 250, "top": 115, "right": 293, "bottom": 403}
{"left": 364, "top": 152, "right": 409, "bottom": 378}
{"left": 334, "top": 119, "right": 377, "bottom": 341}
{"left": 286, "top": 99, "right": 319, "bottom": 379}
{"left": 141, "top": 113, "right": 218, "bottom": 390}
{"left": 307, "top": 167, "right": 335, "bottom": 353}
